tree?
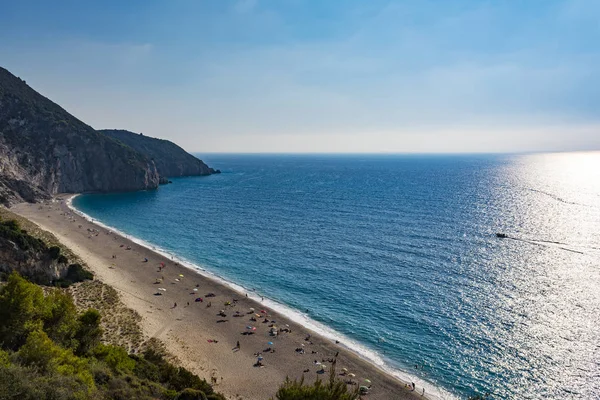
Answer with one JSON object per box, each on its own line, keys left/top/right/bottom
{"left": 74, "top": 309, "right": 102, "bottom": 356}
{"left": 16, "top": 329, "right": 95, "bottom": 392}
{"left": 0, "top": 272, "right": 46, "bottom": 349}
{"left": 42, "top": 289, "right": 79, "bottom": 348}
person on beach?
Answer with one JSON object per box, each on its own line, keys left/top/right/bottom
{"left": 174, "top": 302, "right": 177, "bottom": 308}
{"left": 236, "top": 341, "right": 240, "bottom": 349}
{"left": 411, "top": 382, "right": 415, "bottom": 391}
{"left": 422, "top": 388, "right": 425, "bottom": 396}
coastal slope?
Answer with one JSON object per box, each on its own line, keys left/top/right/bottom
{"left": 0, "top": 66, "right": 160, "bottom": 205}
{"left": 0, "top": 66, "right": 219, "bottom": 206}
{"left": 100, "top": 129, "right": 219, "bottom": 179}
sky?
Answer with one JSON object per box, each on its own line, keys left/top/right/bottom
{"left": 1, "top": 0, "right": 599, "bottom": 153}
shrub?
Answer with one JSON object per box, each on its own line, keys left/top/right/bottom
{"left": 132, "top": 354, "right": 160, "bottom": 381}
{"left": 0, "top": 349, "right": 10, "bottom": 367}
{"left": 273, "top": 365, "right": 359, "bottom": 400}
{"left": 53, "top": 264, "right": 94, "bottom": 287}
{"left": 175, "top": 388, "right": 208, "bottom": 400}
{"left": 0, "top": 219, "right": 45, "bottom": 252}
{"left": 48, "top": 246, "right": 61, "bottom": 259}
{"left": 65, "top": 263, "right": 93, "bottom": 282}
{"left": 93, "top": 344, "right": 136, "bottom": 374}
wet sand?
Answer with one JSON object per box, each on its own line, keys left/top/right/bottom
{"left": 12, "top": 196, "right": 429, "bottom": 400}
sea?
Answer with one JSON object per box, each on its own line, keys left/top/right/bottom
{"left": 73, "top": 153, "right": 600, "bottom": 400}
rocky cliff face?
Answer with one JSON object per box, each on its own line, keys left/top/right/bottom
{"left": 0, "top": 67, "right": 160, "bottom": 205}
{"left": 0, "top": 218, "right": 69, "bottom": 284}
{"left": 0, "top": 235, "right": 68, "bottom": 284}
{"left": 100, "top": 129, "right": 220, "bottom": 178}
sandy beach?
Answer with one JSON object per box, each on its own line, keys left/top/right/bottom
{"left": 12, "top": 195, "right": 428, "bottom": 400}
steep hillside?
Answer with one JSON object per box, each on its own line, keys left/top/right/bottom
{"left": 100, "top": 129, "right": 220, "bottom": 178}
{"left": 0, "top": 67, "right": 160, "bottom": 205}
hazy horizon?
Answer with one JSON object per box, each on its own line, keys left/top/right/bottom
{"left": 2, "top": 0, "right": 599, "bottom": 153}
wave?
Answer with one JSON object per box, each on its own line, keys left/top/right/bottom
{"left": 66, "top": 194, "right": 457, "bottom": 400}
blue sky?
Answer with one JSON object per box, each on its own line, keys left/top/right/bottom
{"left": 1, "top": 0, "right": 599, "bottom": 152}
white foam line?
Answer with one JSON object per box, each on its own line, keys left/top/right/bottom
{"left": 64, "top": 194, "right": 457, "bottom": 400}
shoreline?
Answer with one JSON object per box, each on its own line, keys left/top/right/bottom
{"left": 13, "top": 194, "right": 447, "bottom": 400}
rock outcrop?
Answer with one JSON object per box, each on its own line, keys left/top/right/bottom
{"left": 0, "top": 66, "right": 160, "bottom": 205}
{"left": 100, "top": 129, "right": 220, "bottom": 178}
{"left": 0, "top": 219, "right": 68, "bottom": 284}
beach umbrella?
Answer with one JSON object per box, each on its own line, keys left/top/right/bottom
{"left": 268, "top": 342, "right": 273, "bottom": 345}
{"left": 260, "top": 310, "right": 267, "bottom": 313}
{"left": 158, "top": 288, "right": 167, "bottom": 291}
{"left": 348, "top": 373, "right": 356, "bottom": 377}
{"left": 175, "top": 279, "right": 180, "bottom": 282}
{"left": 257, "top": 356, "right": 263, "bottom": 360}
{"left": 364, "top": 379, "right": 371, "bottom": 384}
{"left": 179, "top": 274, "right": 184, "bottom": 277}
{"left": 193, "top": 288, "right": 198, "bottom": 291}
{"left": 252, "top": 327, "right": 257, "bottom": 331}
{"left": 342, "top": 368, "right": 348, "bottom": 373}
{"left": 249, "top": 307, "right": 255, "bottom": 312}
{"left": 246, "top": 326, "right": 253, "bottom": 330}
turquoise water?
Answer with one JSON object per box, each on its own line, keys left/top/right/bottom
{"left": 74, "top": 153, "right": 600, "bottom": 399}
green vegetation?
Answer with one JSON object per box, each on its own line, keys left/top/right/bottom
{"left": 273, "top": 366, "right": 360, "bottom": 400}
{"left": 0, "top": 272, "right": 224, "bottom": 400}
{"left": 0, "top": 218, "right": 46, "bottom": 253}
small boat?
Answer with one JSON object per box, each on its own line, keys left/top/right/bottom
{"left": 496, "top": 233, "right": 508, "bottom": 238}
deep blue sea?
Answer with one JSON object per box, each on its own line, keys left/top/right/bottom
{"left": 74, "top": 153, "right": 600, "bottom": 399}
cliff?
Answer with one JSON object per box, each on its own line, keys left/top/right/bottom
{"left": 0, "top": 208, "right": 92, "bottom": 286}
{"left": 99, "top": 129, "right": 220, "bottom": 178}
{"left": 0, "top": 67, "right": 160, "bottom": 205}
